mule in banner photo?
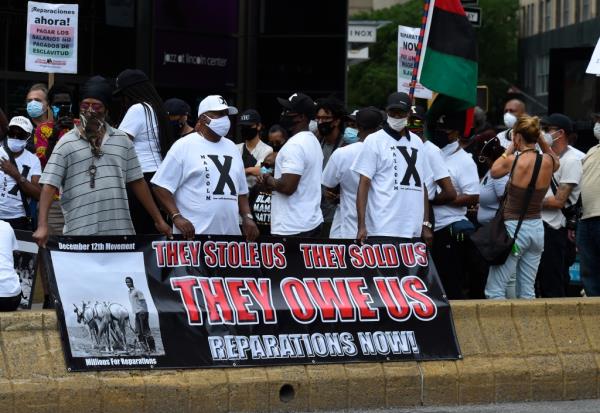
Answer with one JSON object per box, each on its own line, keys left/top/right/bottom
{"left": 42, "top": 235, "right": 461, "bottom": 371}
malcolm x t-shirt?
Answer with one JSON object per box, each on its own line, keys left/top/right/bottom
{"left": 351, "top": 129, "right": 428, "bottom": 238}
{"left": 151, "top": 133, "right": 248, "bottom": 235}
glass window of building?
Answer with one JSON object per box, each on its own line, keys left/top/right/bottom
{"left": 536, "top": 55, "right": 550, "bottom": 96}
{"left": 563, "top": 0, "right": 570, "bottom": 25}
{"left": 545, "top": 0, "right": 552, "bottom": 30}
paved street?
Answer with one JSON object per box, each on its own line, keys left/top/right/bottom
{"left": 307, "top": 399, "right": 600, "bottom": 413}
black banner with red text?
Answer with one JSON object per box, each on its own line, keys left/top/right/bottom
{"left": 43, "top": 235, "right": 460, "bottom": 371}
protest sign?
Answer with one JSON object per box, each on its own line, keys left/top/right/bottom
{"left": 43, "top": 235, "right": 461, "bottom": 371}
{"left": 14, "top": 231, "right": 38, "bottom": 310}
{"left": 586, "top": 37, "right": 600, "bottom": 75}
{"left": 397, "top": 25, "right": 432, "bottom": 99}
{"left": 25, "top": 1, "right": 78, "bottom": 73}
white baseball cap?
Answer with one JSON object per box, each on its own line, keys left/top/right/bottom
{"left": 8, "top": 116, "right": 33, "bottom": 134}
{"left": 197, "top": 95, "right": 238, "bottom": 117}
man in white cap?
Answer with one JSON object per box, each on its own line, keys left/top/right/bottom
{"left": 0, "top": 116, "right": 41, "bottom": 230}
{"left": 152, "top": 95, "right": 259, "bottom": 240}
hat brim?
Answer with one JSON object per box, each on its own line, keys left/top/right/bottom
{"left": 277, "top": 97, "right": 295, "bottom": 111}
{"left": 112, "top": 79, "right": 147, "bottom": 96}
{"left": 198, "top": 105, "right": 239, "bottom": 117}
{"left": 238, "top": 119, "right": 259, "bottom": 126}
{"left": 386, "top": 103, "right": 410, "bottom": 111}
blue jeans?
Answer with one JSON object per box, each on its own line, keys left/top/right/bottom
{"left": 577, "top": 217, "right": 600, "bottom": 296}
{"left": 485, "top": 219, "right": 545, "bottom": 299}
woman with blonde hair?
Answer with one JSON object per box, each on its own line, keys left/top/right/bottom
{"left": 485, "top": 116, "right": 559, "bottom": 299}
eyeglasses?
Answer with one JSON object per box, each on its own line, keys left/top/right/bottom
{"left": 80, "top": 102, "right": 104, "bottom": 112}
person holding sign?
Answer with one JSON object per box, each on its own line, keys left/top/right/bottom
{"left": 33, "top": 76, "right": 171, "bottom": 247}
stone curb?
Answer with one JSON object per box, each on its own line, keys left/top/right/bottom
{"left": 2, "top": 298, "right": 599, "bottom": 412}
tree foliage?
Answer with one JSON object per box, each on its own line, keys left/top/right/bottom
{"left": 348, "top": 0, "right": 519, "bottom": 120}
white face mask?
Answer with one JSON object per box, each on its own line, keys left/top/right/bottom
{"left": 543, "top": 131, "right": 558, "bottom": 146}
{"left": 309, "top": 119, "right": 318, "bottom": 135}
{"left": 504, "top": 112, "right": 517, "bottom": 128}
{"left": 6, "top": 137, "right": 28, "bottom": 153}
{"left": 205, "top": 115, "right": 231, "bottom": 137}
{"left": 594, "top": 122, "right": 600, "bottom": 140}
{"left": 387, "top": 116, "right": 407, "bottom": 132}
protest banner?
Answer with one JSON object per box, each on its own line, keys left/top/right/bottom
{"left": 43, "top": 235, "right": 461, "bottom": 371}
{"left": 13, "top": 231, "right": 39, "bottom": 310}
{"left": 397, "top": 25, "right": 432, "bottom": 99}
{"left": 25, "top": 1, "right": 79, "bottom": 74}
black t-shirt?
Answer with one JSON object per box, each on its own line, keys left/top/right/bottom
{"left": 249, "top": 184, "right": 272, "bottom": 236}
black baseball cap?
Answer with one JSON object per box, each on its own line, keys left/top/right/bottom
{"left": 541, "top": 113, "right": 573, "bottom": 134}
{"left": 277, "top": 92, "right": 315, "bottom": 117}
{"left": 386, "top": 92, "right": 411, "bottom": 112}
{"left": 356, "top": 106, "right": 384, "bottom": 130}
{"left": 113, "top": 69, "right": 149, "bottom": 95}
{"left": 238, "top": 109, "right": 261, "bottom": 125}
{"left": 164, "top": 98, "right": 191, "bottom": 116}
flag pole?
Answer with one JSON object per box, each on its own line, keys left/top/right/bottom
{"left": 408, "top": 0, "right": 432, "bottom": 104}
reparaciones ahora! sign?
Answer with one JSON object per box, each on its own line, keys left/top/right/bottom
{"left": 44, "top": 235, "right": 461, "bottom": 371}
{"left": 25, "top": 1, "right": 78, "bottom": 73}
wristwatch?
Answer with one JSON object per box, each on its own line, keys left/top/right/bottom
{"left": 243, "top": 213, "right": 254, "bottom": 221}
{"left": 422, "top": 221, "right": 433, "bottom": 229}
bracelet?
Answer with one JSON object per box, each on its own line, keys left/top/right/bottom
{"left": 171, "top": 212, "right": 182, "bottom": 221}
{"left": 422, "top": 221, "right": 433, "bottom": 229}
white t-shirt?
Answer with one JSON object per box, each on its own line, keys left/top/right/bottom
{"left": 477, "top": 170, "right": 509, "bottom": 224}
{"left": 151, "top": 133, "right": 248, "bottom": 235}
{"left": 236, "top": 140, "right": 273, "bottom": 188}
{"left": 351, "top": 129, "right": 428, "bottom": 238}
{"left": 0, "top": 147, "right": 41, "bottom": 219}
{"left": 422, "top": 140, "right": 450, "bottom": 201}
{"left": 0, "top": 220, "right": 21, "bottom": 297}
{"left": 569, "top": 145, "right": 586, "bottom": 161}
{"left": 271, "top": 131, "right": 324, "bottom": 235}
{"left": 119, "top": 103, "right": 162, "bottom": 173}
{"left": 322, "top": 142, "right": 363, "bottom": 238}
{"left": 542, "top": 147, "right": 583, "bottom": 229}
{"left": 433, "top": 142, "right": 480, "bottom": 231}
{"left": 497, "top": 129, "right": 512, "bottom": 148}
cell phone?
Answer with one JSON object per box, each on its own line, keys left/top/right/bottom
{"left": 57, "top": 104, "right": 73, "bottom": 119}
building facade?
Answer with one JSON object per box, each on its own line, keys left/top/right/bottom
{"left": 0, "top": 0, "right": 347, "bottom": 129}
{"left": 518, "top": 0, "right": 600, "bottom": 150}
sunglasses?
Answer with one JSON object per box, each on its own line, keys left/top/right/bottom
{"left": 80, "top": 102, "right": 104, "bottom": 112}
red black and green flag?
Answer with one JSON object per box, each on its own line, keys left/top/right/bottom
{"left": 417, "top": 0, "right": 478, "bottom": 107}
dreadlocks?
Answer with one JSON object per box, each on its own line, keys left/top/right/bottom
{"left": 119, "top": 81, "right": 174, "bottom": 159}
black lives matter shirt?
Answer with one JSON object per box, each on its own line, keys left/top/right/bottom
{"left": 249, "top": 185, "right": 272, "bottom": 236}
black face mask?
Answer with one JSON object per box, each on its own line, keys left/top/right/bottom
{"left": 170, "top": 120, "right": 184, "bottom": 136}
{"left": 431, "top": 129, "right": 451, "bottom": 149}
{"left": 241, "top": 125, "right": 258, "bottom": 141}
{"left": 317, "top": 121, "right": 334, "bottom": 137}
{"left": 279, "top": 114, "right": 299, "bottom": 136}
{"left": 270, "top": 142, "right": 284, "bottom": 152}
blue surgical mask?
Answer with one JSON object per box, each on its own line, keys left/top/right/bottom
{"left": 343, "top": 127, "right": 359, "bottom": 144}
{"left": 260, "top": 166, "right": 273, "bottom": 174}
{"left": 26, "top": 100, "right": 44, "bottom": 119}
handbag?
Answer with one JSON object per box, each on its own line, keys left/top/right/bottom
{"left": 470, "top": 152, "right": 543, "bottom": 265}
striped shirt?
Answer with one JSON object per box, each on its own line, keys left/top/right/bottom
{"left": 39, "top": 124, "right": 143, "bottom": 235}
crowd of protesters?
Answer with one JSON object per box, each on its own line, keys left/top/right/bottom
{"left": 1, "top": 70, "right": 600, "bottom": 312}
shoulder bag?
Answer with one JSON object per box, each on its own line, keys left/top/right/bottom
{"left": 470, "top": 152, "right": 543, "bottom": 265}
